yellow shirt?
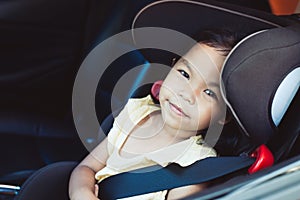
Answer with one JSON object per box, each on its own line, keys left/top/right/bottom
{"left": 95, "top": 95, "right": 216, "bottom": 200}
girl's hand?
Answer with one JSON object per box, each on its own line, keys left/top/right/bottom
{"left": 70, "top": 188, "right": 99, "bottom": 200}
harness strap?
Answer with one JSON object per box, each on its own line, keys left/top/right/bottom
{"left": 98, "top": 156, "right": 254, "bottom": 199}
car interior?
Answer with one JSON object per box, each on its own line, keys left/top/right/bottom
{"left": 0, "top": 0, "right": 299, "bottom": 199}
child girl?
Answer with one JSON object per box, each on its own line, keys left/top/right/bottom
{"left": 69, "top": 29, "right": 238, "bottom": 200}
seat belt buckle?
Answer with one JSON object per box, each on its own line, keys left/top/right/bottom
{"left": 248, "top": 144, "right": 274, "bottom": 174}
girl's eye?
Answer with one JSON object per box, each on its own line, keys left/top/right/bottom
{"left": 178, "top": 69, "right": 190, "bottom": 80}
{"left": 204, "top": 89, "right": 217, "bottom": 99}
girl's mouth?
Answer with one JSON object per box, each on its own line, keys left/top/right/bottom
{"left": 169, "top": 102, "right": 188, "bottom": 117}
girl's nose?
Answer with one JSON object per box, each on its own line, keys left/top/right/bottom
{"left": 179, "top": 85, "right": 198, "bottom": 105}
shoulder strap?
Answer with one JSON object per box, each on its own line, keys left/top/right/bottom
{"left": 98, "top": 156, "right": 254, "bottom": 199}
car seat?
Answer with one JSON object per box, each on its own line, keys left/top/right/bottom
{"left": 2, "top": 0, "right": 299, "bottom": 199}
{"left": 131, "top": 0, "right": 299, "bottom": 156}
{"left": 98, "top": 20, "right": 300, "bottom": 200}
{"left": 97, "top": 22, "right": 300, "bottom": 199}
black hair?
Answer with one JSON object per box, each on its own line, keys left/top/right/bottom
{"left": 194, "top": 28, "right": 238, "bottom": 56}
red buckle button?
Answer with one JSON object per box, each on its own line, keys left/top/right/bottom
{"left": 248, "top": 144, "right": 274, "bottom": 174}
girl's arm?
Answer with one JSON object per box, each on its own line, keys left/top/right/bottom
{"left": 69, "top": 137, "right": 109, "bottom": 200}
{"left": 167, "top": 183, "right": 208, "bottom": 200}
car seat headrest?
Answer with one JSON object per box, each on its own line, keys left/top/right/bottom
{"left": 221, "top": 25, "right": 300, "bottom": 145}
{"left": 131, "top": 0, "right": 294, "bottom": 65}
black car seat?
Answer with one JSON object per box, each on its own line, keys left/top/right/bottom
{"left": 99, "top": 19, "right": 300, "bottom": 195}
{"left": 97, "top": 25, "right": 300, "bottom": 200}
{"left": 128, "top": 0, "right": 299, "bottom": 160}
{"left": 3, "top": 0, "right": 299, "bottom": 199}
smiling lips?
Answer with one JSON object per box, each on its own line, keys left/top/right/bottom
{"left": 169, "top": 102, "right": 188, "bottom": 117}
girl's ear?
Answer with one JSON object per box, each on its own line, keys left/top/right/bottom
{"left": 151, "top": 80, "right": 163, "bottom": 101}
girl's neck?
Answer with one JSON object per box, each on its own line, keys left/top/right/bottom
{"left": 151, "top": 112, "right": 198, "bottom": 143}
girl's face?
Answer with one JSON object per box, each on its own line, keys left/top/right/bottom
{"left": 159, "top": 43, "right": 227, "bottom": 133}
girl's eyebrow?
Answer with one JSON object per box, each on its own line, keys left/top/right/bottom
{"left": 181, "top": 58, "right": 193, "bottom": 71}
{"left": 208, "top": 82, "right": 220, "bottom": 88}
{"left": 182, "top": 58, "right": 191, "bottom": 67}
